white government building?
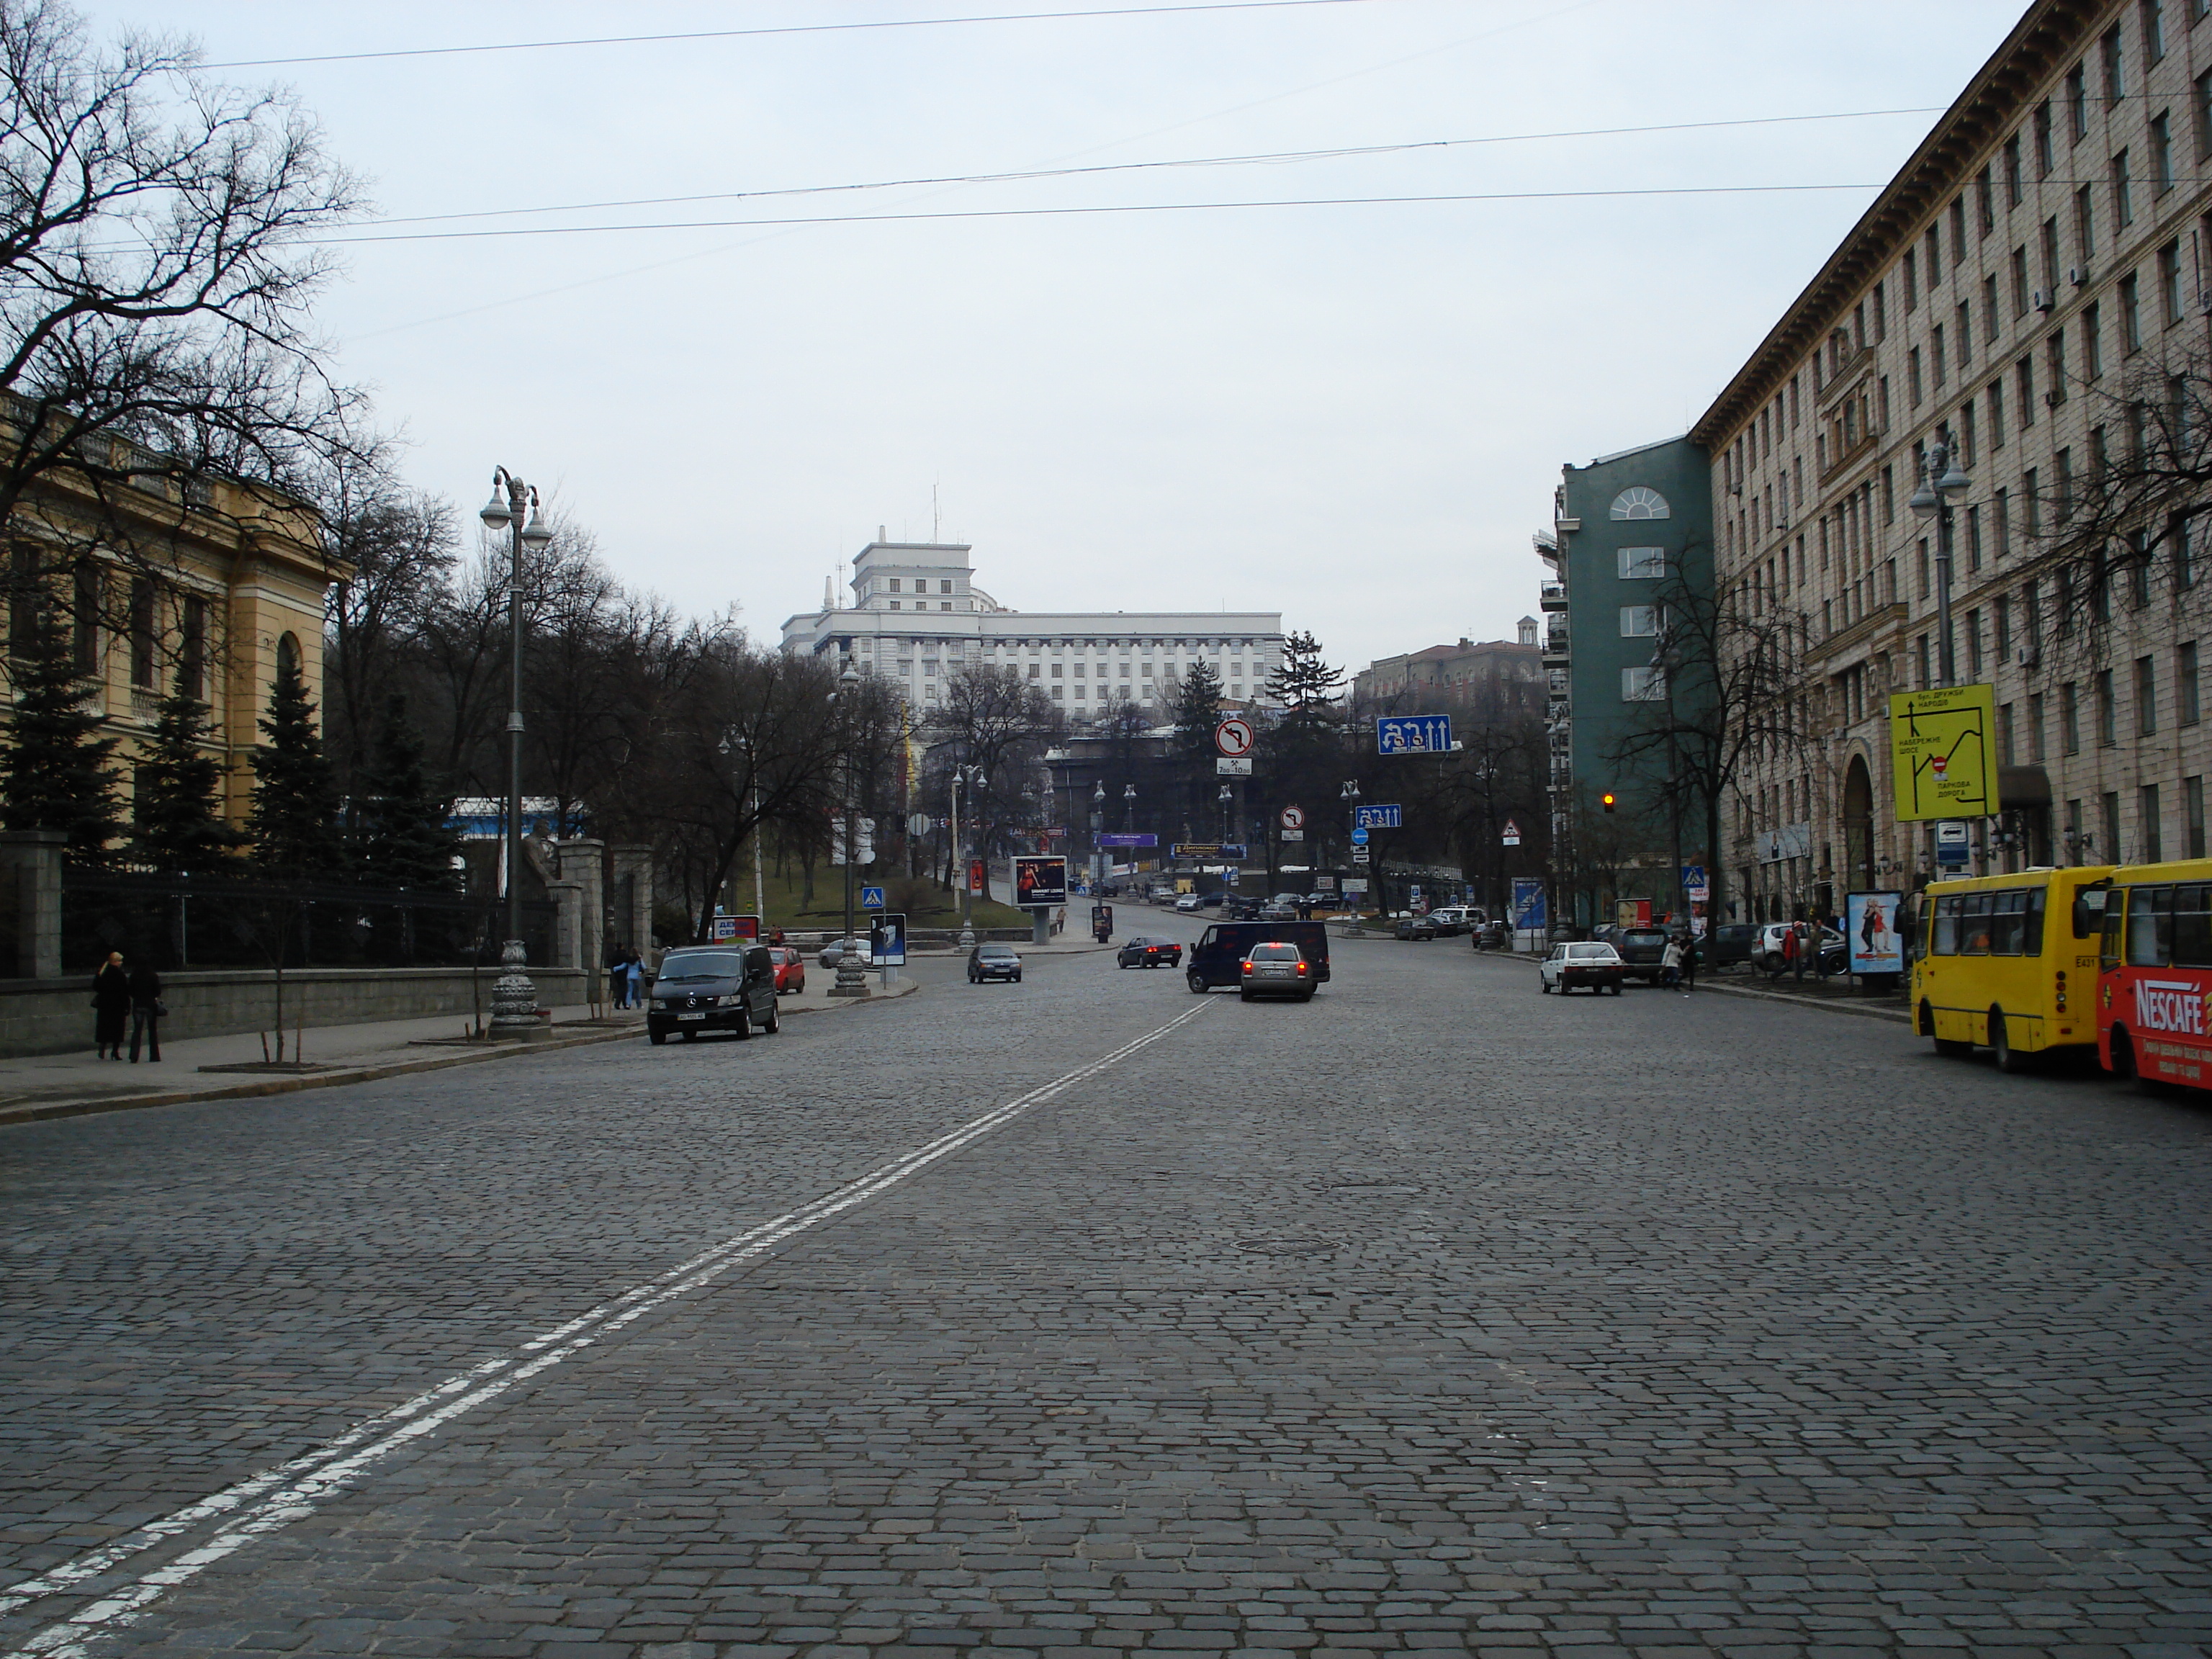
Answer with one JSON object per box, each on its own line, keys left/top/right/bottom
{"left": 780, "top": 534, "right": 1286, "bottom": 714}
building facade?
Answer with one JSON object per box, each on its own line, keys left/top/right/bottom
{"left": 781, "top": 535, "right": 1285, "bottom": 716}
{"left": 1693, "top": 0, "right": 2212, "bottom": 919}
{"left": 1350, "top": 627, "right": 1546, "bottom": 724}
{"left": 1544, "top": 436, "right": 1716, "bottom": 924}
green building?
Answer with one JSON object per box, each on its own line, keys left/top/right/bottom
{"left": 1543, "top": 436, "right": 1717, "bottom": 930}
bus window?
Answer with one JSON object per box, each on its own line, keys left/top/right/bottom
{"left": 1933, "top": 894, "right": 1961, "bottom": 955}
{"left": 2023, "top": 889, "right": 2046, "bottom": 957}
{"left": 2174, "top": 884, "right": 2212, "bottom": 968}
{"left": 2072, "top": 881, "right": 2109, "bottom": 938}
{"left": 1990, "top": 889, "right": 2028, "bottom": 955}
{"left": 2103, "top": 893, "right": 2124, "bottom": 969}
{"left": 1961, "top": 891, "right": 1995, "bottom": 953}
{"left": 2126, "top": 885, "right": 2174, "bottom": 966}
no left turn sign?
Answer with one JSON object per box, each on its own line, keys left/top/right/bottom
{"left": 1214, "top": 716, "right": 1255, "bottom": 757}
{"left": 1280, "top": 805, "right": 1305, "bottom": 830}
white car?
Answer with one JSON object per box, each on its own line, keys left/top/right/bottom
{"left": 1174, "top": 894, "right": 1202, "bottom": 912}
{"left": 817, "top": 936, "right": 875, "bottom": 969}
{"left": 1538, "top": 940, "right": 1626, "bottom": 994}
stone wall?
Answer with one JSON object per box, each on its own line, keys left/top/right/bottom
{"left": 0, "top": 966, "right": 590, "bottom": 1058}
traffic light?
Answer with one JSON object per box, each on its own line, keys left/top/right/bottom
{"left": 1601, "top": 791, "right": 1617, "bottom": 814}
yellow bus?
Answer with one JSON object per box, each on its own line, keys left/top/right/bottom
{"left": 1910, "top": 865, "right": 2115, "bottom": 1071}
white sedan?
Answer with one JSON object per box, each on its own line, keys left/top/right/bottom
{"left": 1538, "top": 941, "right": 1626, "bottom": 994}
{"left": 817, "top": 936, "right": 875, "bottom": 970}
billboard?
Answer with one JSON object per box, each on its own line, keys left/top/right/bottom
{"left": 1510, "top": 878, "right": 1547, "bottom": 932}
{"left": 1845, "top": 891, "right": 1905, "bottom": 975}
{"left": 868, "top": 912, "right": 908, "bottom": 967}
{"left": 1013, "top": 855, "right": 1069, "bottom": 908}
{"left": 1889, "top": 683, "right": 1997, "bottom": 822}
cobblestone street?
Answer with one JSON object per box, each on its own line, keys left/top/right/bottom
{"left": 1, "top": 929, "right": 2207, "bottom": 1658}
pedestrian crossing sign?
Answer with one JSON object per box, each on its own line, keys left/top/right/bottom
{"left": 860, "top": 886, "right": 886, "bottom": 909}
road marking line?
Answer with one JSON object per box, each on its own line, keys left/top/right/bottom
{"left": 0, "top": 1002, "right": 1212, "bottom": 1658}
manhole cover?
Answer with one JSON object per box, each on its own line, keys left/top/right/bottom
{"left": 1236, "top": 1236, "right": 1341, "bottom": 1256}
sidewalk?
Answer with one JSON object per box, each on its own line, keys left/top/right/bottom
{"left": 1482, "top": 947, "right": 1912, "bottom": 1024}
{"left": 0, "top": 976, "right": 917, "bottom": 1131}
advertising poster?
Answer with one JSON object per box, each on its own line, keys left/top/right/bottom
{"left": 1013, "top": 855, "right": 1069, "bottom": 907}
{"left": 1845, "top": 891, "right": 1904, "bottom": 975}
{"left": 868, "top": 912, "right": 907, "bottom": 967}
{"left": 1510, "top": 878, "right": 1546, "bottom": 932}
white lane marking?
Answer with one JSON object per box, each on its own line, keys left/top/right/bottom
{"left": 1, "top": 1002, "right": 1213, "bottom": 1658}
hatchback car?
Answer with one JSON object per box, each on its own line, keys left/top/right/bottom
{"left": 968, "top": 943, "right": 1022, "bottom": 982}
{"left": 1239, "top": 941, "right": 1316, "bottom": 1002}
{"left": 646, "top": 945, "right": 783, "bottom": 1043}
{"left": 1174, "top": 894, "right": 1202, "bottom": 913}
{"left": 1538, "top": 940, "right": 1625, "bottom": 994}
{"left": 1611, "top": 926, "right": 1671, "bottom": 984}
{"left": 1395, "top": 914, "right": 1439, "bottom": 941}
{"left": 1256, "top": 901, "right": 1297, "bottom": 921}
{"left": 1116, "top": 936, "right": 1184, "bottom": 969}
{"left": 768, "top": 945, "right": 806, "bottom": 994}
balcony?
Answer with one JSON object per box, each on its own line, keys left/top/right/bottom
{"left": 1539, "top": 582, "right": 1568, "bottom": 612}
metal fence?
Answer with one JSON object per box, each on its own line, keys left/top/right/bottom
{"left": 59, "top": 872, "right": 555, "bottom": 974}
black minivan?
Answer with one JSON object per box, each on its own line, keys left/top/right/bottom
{"left": 647, "top": 945, "right": 783, "bottom": 1045}
{"left": 1185, "top": 921, "right": 1332, "bottom": 992}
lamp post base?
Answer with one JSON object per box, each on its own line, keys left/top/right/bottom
{"left": 487, "top": 938, "right": 551, "bottom": 1040}
{"left": 830, "top": 935, "right": 871, "bottom": 999}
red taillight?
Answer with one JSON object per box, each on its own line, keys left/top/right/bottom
{"left": 2055, "top": 969, "right": 2068, "bottom": 1012}
{"left": 1296, "top": 963, "right": 1309, "bottom": 974}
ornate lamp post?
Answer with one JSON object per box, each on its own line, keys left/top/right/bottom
{"left": 716, "top": 727, "right": 767, "bottom": 928}
{"left": 1909, "top": 437, "right": 1972, "bottom": 686}
{"left": 1090, "top": 781, "right": 1107, "bottom": 893}
{"left": 951, "top": 762, "right": 985, "bottom": 946}
{"left": 831, "top": 662, "right": 869, "bottom": 998}
{"left": 477, "top": 469, "right": 552, "bottom": 1040}
{"left": 1341, "top": 778, "right": 1362, "bottom": 911}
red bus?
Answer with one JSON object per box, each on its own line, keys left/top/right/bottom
{"left": 2095, "top": 858, "right": 2212, "bottom": 1089}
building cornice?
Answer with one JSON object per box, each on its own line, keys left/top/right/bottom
{"left": 1691, "top": 0, "right": 2107, "bottom": 449}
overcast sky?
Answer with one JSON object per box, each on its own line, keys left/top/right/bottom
{"left": 108, "top": 0, "right": 2025, "bottom": 673}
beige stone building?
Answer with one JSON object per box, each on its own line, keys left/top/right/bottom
{"left": 1694, "top": 0, "right": 2212, "bottom": 917}
{"left": 4, "top": 423, "right": 335, "bottom": 835}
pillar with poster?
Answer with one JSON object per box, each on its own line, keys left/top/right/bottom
{"left": 1013, "top": 855, "right": 1068, "bottom": 945}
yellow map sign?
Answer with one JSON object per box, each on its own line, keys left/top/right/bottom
{"left": 1889, "top": 683, "right": 1998, "bottom": 822}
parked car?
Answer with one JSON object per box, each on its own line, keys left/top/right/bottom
{"left": 1426, "top": 907, "right": 1473, "bottom": 936}
{"left": 1473, "top": 922, "right": 1509, "bottom": 950}
{"left": 1701, "top": 923, "right": 1757, "bottom": 971}
{"left": 1395, "top": 914, "right": 1439, "bottom": 941}
{"left": 1116, "top": 936, "right": 1184, "bottom": 968}
{"left": 1187, "top": 921, "right": 1332, "bottom": 992}
{"left": 1174, "top": 894, "right": 1203, "bottom": 913}
{"left": 818, "top": 936, "right": 874, "bottom": 970}
{"left": 1239, "top": 940, "right": 1317, "bottom": 1002}
{"left": 1611, "top": 926, "right": 1671, "bottom": 984}
{"left": 1256, "top": 901, "right": 1298, "bottom": 921}
{"left": 1539, "top": 940, "right": 1625, "bottom": 994}
{"left": 646, "top": 945, "right": 783, "bottom": 1044}
{"left": 1223, "top": 898, "right": 1262, "bottom": 921}
{"left": 968, "top": 943, "right": 1022, "bottom": 982}
{"left": 768, "top": 945, "right": 806, "bottom": 994}
{"left": 1750, "top": 922, "right": 1846, "bottom": 977}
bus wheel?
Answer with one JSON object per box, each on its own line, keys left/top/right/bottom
{"left": 1992, "top": 1007, "right": 2029, "bottom": 1074}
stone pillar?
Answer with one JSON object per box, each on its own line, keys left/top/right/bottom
{"left": 557, "top": 839, "right": 605, "bottom": 982}
{"left": 547, "top": 879, "right": 585, "bottom": 970}
{"left": 608, "top": 845, "right": 655, "bottom": 961}
{"left": 0, "top": 830, "right": 66, "bottom": 979}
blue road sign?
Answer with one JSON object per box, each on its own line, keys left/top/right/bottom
{"left": 1511, "top": 878, "right": 1547, "bottom": 931}
{"left": 1350, "top": 827, "right": 1370, "bottom": 845}
{"left": 1353, "top": 804, "right": 1403, "bottom": 830}
{"left": 1377, "top": 715, "right": 1454, "bottom": 755}
{"left": 860, "top": 886, "right": 886, "bottom": 909}
{"left": 1680, "top": 865, "right": 1707, "bottom": 891}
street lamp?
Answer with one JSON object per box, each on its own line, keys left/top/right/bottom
{"left": 1090, "top": 781, "right": 1107, "bottom": 894}
{"left": 1218, "top": 783, "right": 1233, "bottom": 842}
{"left": 716, "top": 727, "right": 766, "bottom": 930}
{"left": 951, "top": 762, "right": 986, "bottom": 946}
{"left": 1341, "top": 778, "right": 1362, "bottom": 912}
{"left": 830, "top": 662, "right": 869, "bottom": 999}
{"left": 477, "top": 469, "right": 553, "bottom": 1040}
{"left": 1910, "top": 436, "right": 1972, "bottom": 685}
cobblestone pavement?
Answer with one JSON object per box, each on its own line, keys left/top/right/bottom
{"left": 1, "top": 927, "right": 2208, "bottom": 1658}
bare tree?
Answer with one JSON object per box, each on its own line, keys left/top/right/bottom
{"left": 322, "top": 472, "right": 457, "bottom": 796}
{"left": 928, "top": 663, "right": 1065, "bottom": 871}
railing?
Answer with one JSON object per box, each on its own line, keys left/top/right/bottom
{"left": 58, "top": 870, "right": 554, "bottom": 974}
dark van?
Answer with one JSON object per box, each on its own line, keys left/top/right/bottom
{"left": 1186, "top": 921, "right": 1332, "bottom": 992}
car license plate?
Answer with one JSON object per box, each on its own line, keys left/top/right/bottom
{"left": 677, "top": 1011, "right": 706, "bottom": 1021}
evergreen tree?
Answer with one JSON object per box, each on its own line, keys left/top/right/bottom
{"left": 132, "top": 662, "right": 245, "bottom": 873}
{"left": 1264, "top": 630, "right": 1346, "bottom": 728}
{"left": 351, "top": 694, "right": 462, "bottom": 890}
{"left": 1171, "top": 660, "right": 1225, "bottom": 763}
{"left": 0, "top": 600, "right": 121, "bottom": 863}
{"left": 246, "top": 649, "right": 345, "bottom": 878}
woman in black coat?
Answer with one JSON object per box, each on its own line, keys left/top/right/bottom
{"left": 91, "top": 950, "right": 130, "bottom": 1059}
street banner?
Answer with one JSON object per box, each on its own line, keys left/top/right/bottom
{"left": 868, "top": 912, "right": 907, "bottom": 966}
{"left": 1845, "top": 891, "right": 1904, "bottom": 975}
{"left": 1510, "top": 878, "right": 1546, "bottom": 932}
{"left": 1889, "top": 683, "right": 1998, "bottom": 822}
{"left": 1014, "top": 855, "right": 1068, "bottom": 907}
{"left": 968, "top": 858, "right": 985, "bottom": 896}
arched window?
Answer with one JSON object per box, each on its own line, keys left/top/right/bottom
{"left": 276, "top": 630, "right": 300, "bottom": 680}
{"left": 1610, "top": 487, "right": 1671, "bottom": 521}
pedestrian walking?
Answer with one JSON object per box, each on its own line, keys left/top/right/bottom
{"left": 91, "top": 950, "right": 130, "bottom": 1059}
{"left": 607, "top": 946, "right": 627, "bottom": 1010}
{"left": 1784, "top": 924, "right": 1802, "bottom": 981}
{"left": 622, "top": 952, "right": 643, "bottom": 1009}
{"left": 1661, "top": 935, "right": 1684, "bottom": 989}
{"left": 127, "top": 958, "right": 163, "bottom": 1062}
{"left": 1678, "top": 933, "right": 1697, "bottom": 994}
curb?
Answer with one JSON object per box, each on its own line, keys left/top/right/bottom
{"left": 1475, "top": 945, "right": 1912, "bottom": 1024}
{"left": 0, "top": 983, "right": 918, "bottom": 1132}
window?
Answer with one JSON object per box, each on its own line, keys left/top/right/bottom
{"left": 1956, "top": 301, "right": 1972, "bottom": 367}
{"left": 127, "top": 577, "right": 155, "bottom": 688}
{"left": 71, "top": 560, "right": 99, "bottom": 676}
{"left": 1619, "top": 605, "right": 1660, "bottom": 637}
{"left": 1908, "top": 347, "right": 1923, "bottom": 405}
{"left": 2085, "top": 301, "right": 2103, "bottom": 378}
{"left": 1967, "top": 503, "right": 1983, "bottom": 571}
{"left": 2036, "top": 96, "right": 2056, "bottom": 174}
{"left": 2145, "top": 0, "right": 2167, "bottom": 60}
{"left": 1617, "top": 546, "right": 1668, "bottom": 579}
{"left": 2098, "top": 667, "right": 2117, "bottom": 745}
{"left": 2104, "top": 24, "right": 2125, "bottom": 102}
{"left": 2026, "top": 466, "right": 2041, "bottom": 534}
{"left": 2160, "top": 240, "right": 2184, "bottom": 323}
{"left": 2046, "top": 331, "right": 2067, "bottom": 404}
{"left": 1904, "top": 248, "right": 1918, "bottom": 310}
{"left": 1621, "top": 665, "right": 1665, "bottom": 702}
{"left": 1051, "top": 662, "right": 1062, "bottom": 678}
{"left": 2183, "top": 641, "right": 2202, "bottom": 724}
{"left": 2152, "top": 110, "right": 2175, "bottom": 192}
{"left": 2197, "top": 67, "right": 2212, "bottom": 161}
{"left": 2191, "top": 778, "right": 2208, "bottom": 863}
{"left": 2143, "top": 784, "right": 2164, "bottom": 863}
{"left": 2011, "top": 245, "right": 2031, "bottom": 315}
{"left": 940, "top": 579, "right": 952, "bottom": 593}
{"left": 888, "top": 578, "right": 900, "bottom": 593}
{"left": 1990, "top": 376, "right": 2008, "bottom": 449}
{"left": 2121, "top": 271, "right": 2143, "bottom": 350}
{"left": 2075, "top": 182, "right": 2096, "bottom": 262}
{"left": 1982, "top": 274, "right": 2001, "bottom": 345}
{"left": 2030, "top": 691, "right": 2047, "bottom": 761}
{"left": 1995, "top": 486, "right": 2011, "bottom": 556}
{"left": 1977, "top": 163, "right": 1995, "bottom": 235}
{"left": 1608, "top": 487, "right": 1669, "bottom": 520}
{"left": 2041, "top": 215, "right": 2061, "bottom": 290}
{"left": 2005, "top": 132, "right": 2024, "bottom": 204}
{"left": 1948, "top": 197, "right": 1966, "bottom": 261}
{"left": 2105, "top": 793, "right": 2124, "bottom": 866}
{"left": 1931, "top": 326, "right": 1946, "bottom": 388}
{"left": 181, "top": 595, "right": 205, "bottom": 699}
{"left": 2113, "top": 149, "right": 2134, "bottom": 230}
{"left": 2000, "top": 701, "right": 2017, "bottom": 765}
{"left": 1967, "top": 607, "right": 1984, "bottom": 677}
{"left": 2139, "top": 655, "right": 2160, "bottom": 735}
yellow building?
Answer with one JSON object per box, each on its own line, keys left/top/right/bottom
{"left": 1694, "top": 0, "right": 2212, "bottom": 915}
{"left": 4, "top": 421, "right": 338, "bottom": 837}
